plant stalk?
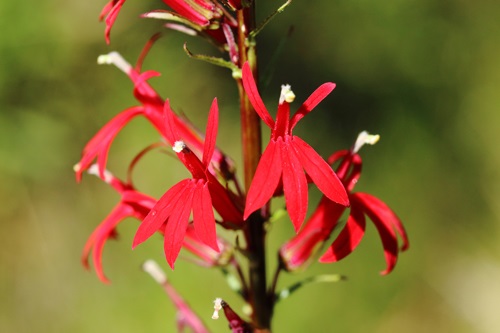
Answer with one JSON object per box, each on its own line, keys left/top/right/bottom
{"left": 236, "top": 3, "right": 272, "bottom": 331}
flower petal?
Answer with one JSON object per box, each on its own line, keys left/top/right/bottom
{"left": 281, "top": 138, "right": 308, "bottom": 232}
{"left": 354, "top": 192, "right": 408, "bottom": 275}
{"left": 290, "top": 82, "right": 335, "bottom": 130}
{"left": 319, "top": 200, "right": 366, "bottom": 263}
{"left": 202, "top": 98, "right": 218, "bottom": 168}
{"left": 244, "top": 140, "right": 282, "bottom": 220}
{"left": 293, "top": 136, "right": 349, "bottom": 206}
{"left": 241, "top": 62, "right": 275, "bottom": 129}
{"left": 82, "top": 203, "right": 132, "bottom": 283}
{"left": 281, "top": 196, "right": 347, "bottom": 271}
{"left": 163, "top": 99, "right": 180, "bottom": 145}
{"left": 76, "top": 106, "right": 143, "bottom": 182}
{"left": 162, "top": 0, "right": 212, "bottom": 26}
{"left": 133, "top": 180, "right": 189, "bottom": 248}
{"left": 103, "top": 0, "right": 126, "bottom": 44}
{"left": 163, "top": 183, "right": 195, "bottom": 268}
{"left": 207, "top": 173, "right": 244, "bottom": 225}
{"left": 192, "top": 183, "right": 218, "bottom": 251}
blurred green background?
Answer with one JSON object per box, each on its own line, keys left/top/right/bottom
{"left": 1, "top": 0, "right": 499, "bottom": 332}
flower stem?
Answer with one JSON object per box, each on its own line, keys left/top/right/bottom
{"left": 236, "top": 3, "right": 272, "bottom": 331}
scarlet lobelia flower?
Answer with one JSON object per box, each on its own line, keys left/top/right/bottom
{"left": 280, "top": 132, "right": 409, "bottom": 274}
{"left": 81, "top": 165, "right": 156, "bottom": 283}
{"left": 241, "top": 62, "right": 349, "bottom": 231}
{"left": 74, "top": 48, "right": 235, "bottom": 183}
{"left": 132, "top": 98, "right": 243, "bottom": 268}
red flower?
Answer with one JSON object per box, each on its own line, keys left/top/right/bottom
{"left": 319, "top": 191, "right": 409, "bottom": 275}
{"left": 75, "top": 50, "right": 235, "bottom": 183}
{"left": 81, "top": 166, "right": 156, "bottom": 283}
{"left": 133, "top": 99, "right": 243, "bottom": 268}
{"left": 241, "top": 62, "right": 349, "bottom": 231}
{"left": 280, "top": 132, "right": 409, "bottom": 274}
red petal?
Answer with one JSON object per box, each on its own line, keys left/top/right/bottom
{"left": 244, "top": 141, "right": 282, "bottom": 220}
{"left": 76, "top": 107, "right": 143, "bottom": 182}
{"left": 122, "top": 190, "right": 156, "bottom": 211}
{"left": 192, "top": 183, "right": 218, "bottom": 251}
{"left": 163, "top": 99, "right": 180, "bottom": 145}
{"left": 163, "top": 183, "right": 195, "bottom": 268}
{"left": 241, "top": 62, "right": 275, "bottom": 129}
{"left": 281, "top": 138, "right": 308, "bottom": 232}
{"left": 354, "top": 192, "right": 406, "bottom": 275}
{"left": 82, "top": 203, "right": 133, "bottom": 283}
{"left": 202, "top": 98, "right": 218, "bottom": 168}
{"left": 290, "top": 82, "right": 335, "bottom": 130}
{"left": 319, "top": 200, "right": 366, "bottom": 263}
{"left": 133, "top": 180, "right": 189, "bottom": 248}
{"left": 293, "top": 136, "right": 349, "bottom": 206}
{"left": 162, "top": 0, "right": 211, "bottom": 26}
{"left": 327, "top": 149, "right": 350, "bottom": 165}
{"left": 104, "top": 0, "right": 126, "bottom": 44}
{"left": 99, "top": 1, "right": 115, "bottom": 21}
{"left": 207, "top": 173, "right": 244, "bottom": 225}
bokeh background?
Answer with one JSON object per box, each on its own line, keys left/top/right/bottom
{"left": 2, "top": 0, "right": 499, "bottom": 332}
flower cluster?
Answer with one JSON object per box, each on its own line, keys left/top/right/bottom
{"left": 77, "top": 1, "right": 409, "bottom": 331}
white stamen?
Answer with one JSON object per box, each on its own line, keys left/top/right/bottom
{"left": 142, "top": 260, "right": 167, "bottom": 284}
{"left": 164, "top": 23, "right": 198, "bottom": 36}
{"left": 87, "top": 164, "right": 114, "bottom": 184}
{"left": 352, "top": 131, "right": 380, "bottom": 153}
{"left": 143, "top": 11, "right": 178, "bottom": 20}
{"left": 279, "top": 84, "right": 295, "bottom": 104}
{"left": 173, "top": 141, "right": 186, "bottom": 153}
{"left": 212, "top": 298, "right": 223, "bottom": 320}
{"left": 97, "top": 52, "right": 132, "bottom": 74}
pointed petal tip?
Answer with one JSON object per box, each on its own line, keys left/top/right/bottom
{"left": 81, "top": 256, "right": 91, "bottom": 270}
{"left": 131, "top": 235, "right": 143, "bottom": 250}
{"left": 317, "top": 251, "right": 338, "bottom": 264}
{"left": 166, "top": 257, "right": 176, "bottom": 270}
{"left": 98, "top": 274, "right": 112, "bottom": 284}
{"left": 242, "top": 208, "right": 252, "bottom": 221}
